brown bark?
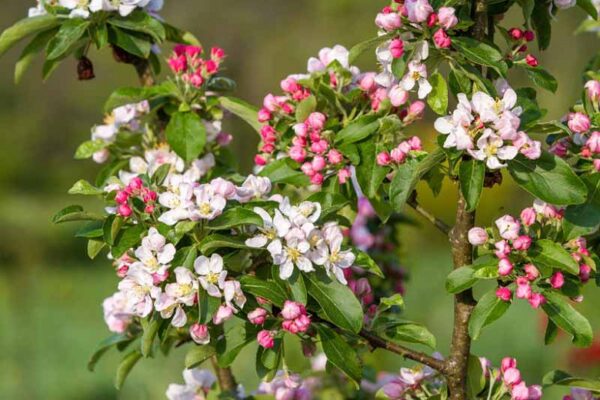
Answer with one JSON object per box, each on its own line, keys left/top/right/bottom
{"left": 134, "top": 58, "right": 156, "bottom": 87}
{"left": 210, "top": 356, "right": 238, "bottom": 393}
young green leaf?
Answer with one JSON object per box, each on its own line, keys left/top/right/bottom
{"left": 239, "top": 276, "right": 287, "bottom": 307}
{"left": 15, "top": 28, "right": 57, "bottom": 84}
{"left": 165, "top": 111, "right": 207, "bottom": 163}
{"left": 68, "top": 179, "right": 104, "bottom": 196}
{"left": 219, "top": 96, "right": 261, "bottom": 133}
{"left": 452, "top": 37, "right": 508, "bottom": 77}
{"left": 207, "top": 208, "right": 263, "bottom": 230}
{"left": 469, "top": 289, "right": 511, "bottom": 340}
{"left": 46, "top": 19, "right": 90, "bottom": 60}
{"left": 316, "top": 324, "right": 363, "bottom": 386}
{"left": 295, "top": 95, "right": 316, "bottom": 122}
{"left": 185, "top": 345, "right": 217, "bottom": 369}
{"left": 115, "top": 350, "right": 143, "bottom": 389}
{"left": 563, "top": 174, "right": 600, "bottom": 239}
{"left": 108, "top": 26, "right": 152, "bottom": 58}
{"left": 528, "top": 239, "right": 580, "bottom": 275}
{"left": 525, "top": 66, "right": 558, "bottom": 93}
{"left": 335, "top": 115, "right": 379, "bottom": 145}
{"left": 459, "top": 159, "right": 485, "bottom": 212}
{"left": 542, "top": 370, "right": 600, "bottom": 393}
{"left": 107, "top": 10, "right": 166, "bottom": 43}
{"left": 446, "top": 266, "right": 477, "bottom": 294}
{"left": 542, "top": 291, "right": 593, "bottom": 347}
{"left": 258, "top": 158, "right": 310, "bottom": 186}
{"left": 88, "top": 334, "right": 135, "bottom": 371}
{"left": 427, "top": 72, "right": 448, "bottom": 115}
{"left": 197, "top": 234, "right": 248, "bottom": 254}
{"left": 0, "top": 15, "right": 60, "bottom": 58}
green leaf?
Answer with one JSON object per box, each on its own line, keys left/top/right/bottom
{"left": 239, "top": 276, "right": 287, "bottom": 307}
{"left": 469, "top": 289, "right": 510, "bottom": 340}
{"left": 259, "top": 158, "right": 310, "bottom": 186}
{"left": 448, "top": 67, "right": 472, "bottom": 96}
{"left": 577, "top": 0, "right": 599, "bottom": 19}
{"left": 542, "top": 291, "right": 593, "bottom": 347}
{"left": 74, "top": 140, "right": 107, "bottom": 160}
{"left": 104, "top": 82, "right": 176, "bottom": 112}
{"left": 378, "top": 320, "right": 437, "bottom": 350}
{"left": 467, "top": 355, "right": 486, "bottom": 398}
{"left": 349, "top": 32, "right": 396, "bottom": 63}
{"left": 427, "top": 72, "right": 448, "bottom": 115}
{"left": 377, "top": 294, "right": 405, "bottom": 313}
{"left": 219, "top": 96, "right": 261, "bottom": 133}
{"left": 532, "top": 0, "right": 552, "bottom": 50}
{"left": 46, "top": 19, "right": 90, "bottom": 60}
{"left": 185, "top": 345, "right": 216, "bottom": 368}
{"left": 525, "top": 67, "right": 558, "bottom": 93}
{"left": 507, "top": 152, "right": 587, "bottom": 206}
{"left": 75, "top": 221, "right": 104, "bottom": 238}
{"left": 335, "top": 115, "right": 379, "bottom": 145}
{"left": 316, "top": 324, "right": 362, "bottom": 386}
{"left": 115, "top": 350, "right": 142, "bottom": 389}
{"left": 107, "top": 11, "right": 166, "bottom": 43}
{"left": 305, "top": 271, "right": 363, "bottom": 333}
{"left": 452, "top": 37, "right": 508, "bottom": 77}
{"left": 88, "top": 334, "right": 134, "bottom": 371}
{"left": 88, "top": 239, "right": 106, "bottom": 259}
{"left": 172, "top": 245, "right": 198, "bottom": 269}
{"left": 68, "top": 179, "right": 103, "bottom": 196}
{"left": 563, "top": 174, "right": 600, "bottom": 239}
{"left": 446, "top": 266, "right": 477, "bottom": 294}
{"left": 52, "top": 205, "right": 103, "bottom": 224}
{"left": 459, "top": 159, "right": 485, "bottom": 212}
{"left": 207, "top": 208, "right": 263, "bottom": 230}
{"left": 141, "top": 315, "right": 161, "bottom": 357}
{"left": 216, "top": 323, "right": 258, "bottom": 367}
{"left": 354, "top": 251, "right": 384, "bottom": 277}
{"left": 528, "top": 239, "right": 580, "bottom": 275}
{"left": 0, "top": 15, "right": 60, "bottom": 58}
{"left": 542, "top": 370, "right": 600, "bottom": 393}
{"left": 197, "top": 234, "right": 248, "bottom": 254}
{"left": 165, "top": 111, "right": 207, "bottom": 163}
{"left": 103, "top": 215, "right": 123, "bottom": 246}
{"left": 389, "top": 149, "right": 446, "bottom": 211}
{"left": 198, "top": 288, "right": 221, "bottom": 324}
{"left": 295, "top": 95, "right": 316, "bottom": 122}
{"left": 288, "top": 272, "right": 308, "bottom": 304}
{"left": 355, "top": 140, "right": 388, "bottom": 199}
{"left": 112, "top": 225, "right": 146, "bottom": 258}
{"left": 108, "top": 26, "right": 151, "bottom": 58}
{"left": 14, "top": 28, "right": 57, "bottom": 84}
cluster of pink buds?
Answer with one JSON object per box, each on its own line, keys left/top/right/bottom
{"left": 167, "top": 44, "right": 225, "bottom": 88}
{"left": 114, "top": 253, "right": 134, "bottom": 278}
{"left": 281, "top": 300, "right": 311, "bottom": 334}
{"left": 376, "top": 136, "right": 423, "bottom": 166}
{"left": 468, "top": 201, "right": 592, "bottom": 310}
{"left": 115, "top": 177, "right": 158, "bottom": 217}
{"left": 499, "top": 357, "right": 543, "bottom": 400}
{"left": 506, "top": 27, "right": 538, "bottom": 67}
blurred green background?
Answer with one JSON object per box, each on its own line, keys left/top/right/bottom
{"left": 1, "top": 1, "right": 600, "bottom": 399}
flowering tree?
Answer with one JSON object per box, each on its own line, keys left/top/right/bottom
{"left": 3, "top": 0, "right": 600, "bottom": 399}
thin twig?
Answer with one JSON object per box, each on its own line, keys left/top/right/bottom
{"left": 408, "top": 198, "right": 451, "bottom": 236}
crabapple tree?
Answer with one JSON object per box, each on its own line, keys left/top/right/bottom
{"left": 2, "top": 0, "right": 600, "bottom": 399}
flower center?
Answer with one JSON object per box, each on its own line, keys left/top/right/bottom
{"left": 206, "top": 272, "right": 220, "bottom": 284}
{"left": 286, "top": 247, "right": 302, "bottom": 262}
{"left": 199, "top": 202, "right": 212, "bottom": 215}
{"left": 485, "top": 144, "right": 498, "bottom": 157}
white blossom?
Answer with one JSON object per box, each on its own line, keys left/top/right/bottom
{"left": 401, "top": 61, "right": 432, "bottom": 99}
{"left": 102, "top": 291, "right": 133, "bottom": 333}
{"left": 223, "top": 280, "right": 246, "bottom": 311}
{"left": 131, "top": 227, "right": 175, "bottom": 274}
{"left": 191, "top": 184, "right": 226, "bottom": 220}
{"left": 269, "top": 228, "right": 314, "bottom": 280}
{"left": 245, "top": 208, "right": 290, "bottom": 249}
{"left": 468, "top": 129, "right": 519, "bottom": 169}
{"left": 311, "top": 223, "right": 356, "bottom": 284}
{"left": 235, "top": 175, "right": 272, "bottom": 203}
{"left": 194, "top": 254, "right": 228, "bottom": 297}
{"left": 166, "top": 369, "right": 216, "bottom": 400}
{"left": 155, "top": 267, "right": 198, "bottom": 327}
{"left": 118, "top": 266, "right": 160, "bottom": 317}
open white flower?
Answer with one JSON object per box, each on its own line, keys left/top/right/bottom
{"left": 468, "top": 129, "right": 519, "bottom": 169}
{"left": 307, "top": 45, "right": 359, "bottom": 75}
{"left": 245, "top": 208, "right": 290, "bottom": 249}
{"left": 311, "top": 223, "right": 355, "bottom": 284}
{"left": 434, "top": 95, "right": 475, "bottom": 150}
{"left": 194, "top": 254, "right": 228, "bottom": 297}
{"left": 166, "top": 368, "right": 216, "bottom": 400}
{"left": 118, "top": 266, "right": 160, "bottom": 317}
{"left": 131, "top": 228, "right": 175, "bottom": 274}
{"left": 270, "top": 228, "right": 314, "bottom": 279}
{"left": 223, "top": 280, "right": 246, "bottom": 311}
{"left": 102, "top": 291, "right": 133, "bottom": 333}
{"left": 235, "top": 175, "right": 272, "bottom": 203}
{"left": 401, "top": 61, "right": 432, "bottom": 99}
{"left": 192, "top": 184, "right": 226, "bottom": 221}
{"left": 155, "top": 267, "right": 198, "bottom": 327}
{"left": 279, "top": 198, "right": 321, "bottom": 226}
{"left": 158, "top": 181, "right": 195, "bottom": 226}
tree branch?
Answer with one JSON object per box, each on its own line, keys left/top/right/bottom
{"left": 359, "top": 329, "right": 447, "bottom": 373}
{"left": 134, "top": 58, "right": 155, "bottom": 87}
{"left": 210, "top": 356, "right": 238, "bottom": 393}
{"left": 408, "top": 198, "right": 451, "bottom": 236}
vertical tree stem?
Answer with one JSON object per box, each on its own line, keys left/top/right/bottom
{"left": 210, "top": 356, "right": 238, "bottom": 393}
{"left": 134, "top": 58, "right": 156, "bottom": 87}
{"left": 445, "top": 1, "right": 487, "bottom": 398}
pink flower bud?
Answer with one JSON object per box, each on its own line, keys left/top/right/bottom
{"left": 212, "top": 305, "right": 233, "bottom": 325}
{"left": 427, "top": 12, "right": 438, "bottom": 27}
{"left": 528, "top": 385, "right": 543, "bottom": 400}
{"left": 261, "top": 143, "right": 275, "bottom": 154}
{"left": 389, "top": 38, "right": 404, "bottom": 58}
{"left": 115, "top": 190, "right": 129, "bottom": 204}
{"left": 116, "top": 265, "right": 129, "bottom": 278}
{"left": 568, "top": 112, "right": 591, "bottom": 133}
{"left": 211, "top": 178, "right": 236, "bottom": 198}
{"left": 511, "top": 382, "right": 530, "bottom": 400}
{"left": 375, "top": 11, "right": 402, "bottom": 31}
{"left": 289, "top": 146, "right": 307, "bottom": 163}
{"left": 528, "top": 292, "right": 546, "bottom": 308}
{"left": 433, "top": 29, "right": 452, "bottom": 49}
{"left": 587, "top": 131, "right": 600, "bottom": 154}
{"left": 524, "top": 30, "right": 535, "bottom": 41}
{"left": 129, "top": 177, "right": 143, "bottom": 191}
{"left": 498, "top": 258, "right": 514, "bottom": 276}
{"left": 211, "top": 47, "right": 225, "bottom": 62}
{"left": 495, "top": 215, "right": 521, "bottom": 240}
{"left": 190, "top": 323, "right": 210, "bottom": 344}
{"left": 307, "top": 112, "right": 326, "bottom": 131}
{"left": 310, "top": 139, "right": 329, "bottom": 154}
{"left": 580, "top": 264, "right": 592, "bottom": 283}
{"left": 550, "top": 271, "right": 565, "bottom": 289}
{"left": 525, "top": 54, "right": 538, "bottom": 67}
{"left": 310, "top": 173, "right": 324, "bottom": 185}
{"left": 501, "top": 357, "right": 517, "bottom": 373}
{"left": 407, "top": 136, "right": 422, "bottom": 151}
{"left": 254, "top": 154, "right": 267, "bottom": 166}
{"left": 509, "top": 28, "right": 523, "bottom": 40}
{"left": 585, "top": 80, "right": 600, "bottom": 102}
{"left": 389, "top": 85, "right": 409, "bottom": 107}
{"left": 495, "top": 240, "right": 511, "bottom": 259}
{"left": 524, "top": 264, "right": 540, "bottom": 281}
{"left": 376, "top": 151, "right": 392, "bottom": 166}
{"left": 258, "top": 108, "right": 272, "bottom": 123}
{"left": 438, "top": 7, "right": 458, "bottom": 29}
{"left": 144, "top": 204, "right": 155, "bottom": 214}
{"left": 257, "top": 330, "right": 275, "bottom": 349}
{"left": 513, "top": 235, "right": 532, "bottom": 251}
{"left": 293, "top": 314, "right": 311, "bottom": 332}
{"left": 293, "top": 123, "right": 308, "bottom": 137}
{"left": 248, "top": 308, "right": 268, "bottom": 325}
{"left": 468, "top": 227, "right": 488, "bottom": 245}
{"left": 503, "top": 368, "right": 522, "bottom": 387}
{"left": 301, "top": 162, "right": 315, "bottom": 177}
{"left": 520, "top": 207, "right": 537, "bottom": 226}
{"left": 496, "top": 287, "right": 512, "bottom": 302}
{"left": 405, "top": 0, "right": 433, "bottom": 23}
{"left": 311, "top": 155, "right": 327, "bottom": 172}
{"left": 359, "top": 73, "right": 376, "bottom": 92}
{"left": 407, "top": 101, "right": 426, "bottom": 119}
{"left": 168, "top": 55, "right": 187, "bottom": 73}
{"left": 152, "top": 270, "right": 169, "bottom": 285}
{"left": 338, "top": 168, "right": 351, "bottom": 184}
{"left": 189, "top": 72, "right": 204, "bottom": 88}
{"left": 516, "top": 277, "right": 532, "bottom": 299}
{"left": 390, "top": 147, "right": 407, "bottom": 163}
{"left": 216, "top": 132, "right": 233, "bottom": 146}
{"left": 118, "top": 204, "right": 133, "bottom": 217}
{"left": 594, "top": 159, "right": 600, "bottom": 172}
{"left": 327, "top": 149, "right": 343, "bottom": 164}
{"left": 280, "top": 77, "right": 300, "bottom": 93}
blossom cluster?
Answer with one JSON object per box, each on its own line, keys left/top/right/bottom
{"left": 549, "top": 79, "right": 600, "bottom": 173}
{"left": 468, "top": 201, "right": 593, "bottom": 309}
{"left": 28, "top": 0, "right": 163, "bottom": 19}
{"left": 378, "top": 361, "right": 443, "bottom": 399}
{"left": 166, "top": 368, "right": 216, "bottom": 400}
{"left": 506, "top": 27, "right": 539, "bottom": 67}
{"left": 256, "top": 370, "right": 315, "bottom": 400}
{"left": 479, "top": 356, "right": 543, "bottom": 400}
{"left": 376, "top": 135, "right": 424, "bottom": 166}
{"left": 89, "top": 100, "right": 150, "bottom": 164}
{"left": 246, "top": 198, "right": 356, "bottom": 283}
{"left": 253, "top": 300, "right": 312, "bottom": 349}
{"left": 167, "top": 44, "right": 225, "bottom": 89}
{"left": 435, "top": 86, "right": 541, "bottom": 169}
